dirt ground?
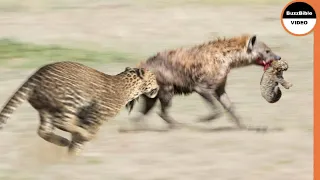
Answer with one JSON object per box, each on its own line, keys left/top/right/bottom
{"left": 0, "top": 1, "right": 314, "bottom": 180}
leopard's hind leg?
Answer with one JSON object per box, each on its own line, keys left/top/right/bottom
{"left": 67, "top": 103, "right": 104, "bottom": 156}
{"left": 50, "top": 110, "right": 94, "bottom": 156}
{"left": 270, "top": 86, "right": 282, "bottom": 103}
{"left": 37, "top": 110, "right": 70, "bottom": 147}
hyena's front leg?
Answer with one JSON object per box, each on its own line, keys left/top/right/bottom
{"left": 214, "top": 85, "right": 247, "bottom": 130}
{"left": 215, "top": 86, "right": 268, "bottom": 131}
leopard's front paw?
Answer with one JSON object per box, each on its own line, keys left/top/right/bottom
{"left": 284, "top": 82, "right": 293, "bottom": 89}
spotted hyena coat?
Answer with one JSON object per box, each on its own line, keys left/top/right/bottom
{"left": 134, "top": 34, "right": 282, "bottom": 130}
{"left": 0, "top": 61, "right": 159, "bottom": 155}
{"left": 260, "top": 59, "right": 293, "bottom": 103}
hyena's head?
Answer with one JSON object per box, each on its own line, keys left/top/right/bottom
{"left": 246, "top": 35, "right": 281, "bottom": 70}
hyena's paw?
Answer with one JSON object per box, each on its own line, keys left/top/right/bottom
{"left": 168, "top": 122, "right": 184, "bottom": 130}
{"left": 246, "top": 125, "right": 268, "bottom": 132}
{"left": 197, "top": 112, "right": 222, "bottom": 123}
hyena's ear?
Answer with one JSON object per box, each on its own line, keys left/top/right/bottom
{"left": 246, "top": 35, "right": 257, "bottom": 53}
{"left": 136, "top": 68, "right": 145, "bottom": 79}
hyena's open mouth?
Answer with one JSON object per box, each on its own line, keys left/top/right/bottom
{"left": 256, "top": 58, "right": 273, "bottom": 71}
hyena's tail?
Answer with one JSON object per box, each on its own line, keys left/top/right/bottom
{"left": 0, "top": 77, "right": 36, "bottom": 129}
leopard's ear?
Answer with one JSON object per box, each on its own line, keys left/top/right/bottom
{"left": 136, "top": 68, "right": 145, "bottom": 79}
{"left": 125, "top": 67, "right": 133, "bottom": 71}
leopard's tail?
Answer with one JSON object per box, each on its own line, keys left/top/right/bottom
{"left": 0, "top": 77, "right": 36, "bottom": 129}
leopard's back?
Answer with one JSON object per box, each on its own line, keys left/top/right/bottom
{"left": 29, "top": 62, "right": 119, "bottom": 113}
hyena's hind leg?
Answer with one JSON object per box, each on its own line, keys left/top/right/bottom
{"left": 37, "top": 111, "right": 70, "bottom": 147}
{"left": 127, "top": 95, "right": 158, "bottom": 131}
{"left": 140, "top": 95, "right": 158, "bottom": 116}
{"left": 131, "top": 94, "right": 158, "bottom": 122}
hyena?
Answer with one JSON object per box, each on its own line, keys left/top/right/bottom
{"left": 132, "top": 34, "right": 282, "bottom": 130}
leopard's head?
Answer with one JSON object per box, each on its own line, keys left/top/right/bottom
{"left": 122, "top": 67, "right": 159, "bottom": 113}
{"left": 270, "top": 59, "right": 289, "bottom": 73}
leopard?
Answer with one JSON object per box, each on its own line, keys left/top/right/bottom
{"left": 0, "top": 61, "right": 159, "bottom": 156}
{"left": 260, "top": 59, "right": 293, "bottom": 103}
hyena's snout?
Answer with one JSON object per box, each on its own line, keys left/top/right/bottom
{"left": 274, "top": 55, "right": 281, "bottom": 60}
{"left": 266, "top": 53, "right": 281, "bottom": 64}
{"left": 269, "top": 52, "right": 281, "bottom": 61}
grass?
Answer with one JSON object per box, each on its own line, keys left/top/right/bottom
{"left": 0, "top": 38, "right": 139, "bottom": 69}
{"left": 276, "top": 159, "right": 294, "bottom": 165}
{"left": 86, "top": 157, "right": 103, "bottom": 165}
